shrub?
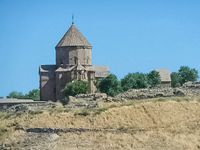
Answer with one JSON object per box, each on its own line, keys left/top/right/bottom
{"left": 98, "top": 74, "right": 121, "bottom": 96}
{"left": 171, "top": 66, "right": 199, "bottom": 87}
{"left": 147, "top": 70, "right": 161, "bottom": 88}
{"left": 63, "top": 80, "right": 89, "bottom": 97}
{"left": 121, "top": 72, "right": 148, "bottom": 91}
{"left": 171, "top": 72, "right": 181, "bottom": 87}
{"left": 25, "top": 89, "right": 40, "bottom": 101}
{"left": 178, "top": 66, "right": 198, "bottom": 85}
{"left": 7, "top": 91, "right": 24, "bottom": 99}
{"left": 7, "top": 89, "right": 40, "bottom": 100}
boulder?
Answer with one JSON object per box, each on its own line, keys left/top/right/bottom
{"left": 173, "top": 88, "right": 186, "bottom": 96}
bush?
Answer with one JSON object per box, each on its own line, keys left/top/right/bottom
{"left": 171, "top": 66, "right": 199, "bottom": 87}
{"left": 98, "top": 74, "right": 121, "bottom": 96}
{"left": 7, "top": 89, "right": 40, "bottom": 101}
{"left": 171, "top": 72, "right": 181, "bottom": 87}
{"left": 178, "top": 66, "right": 198, "bottom": 85}
{"left": 147, "top": 70, "right": 161, "bottom": 88}
{"left": 7, "top": 91, "right": 24, "bottom": 99}
{"left": 121, "top": 73, "right": 148, "bottom": 91}
{"left": 25, "top": 89, "right": 40, "bottom": 101}
{"left": 64, "top": 80, "right": 89, "bottom": 97}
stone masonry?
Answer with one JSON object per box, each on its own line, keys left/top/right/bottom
{"left": 39, "top": 22, "right": 109, "bottom": 101}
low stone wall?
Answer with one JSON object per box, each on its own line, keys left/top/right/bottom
{"left": 0, "top": 100, "right": 55, "bottom": 112}
{"left": 115, "top": 86, "right": 200, "bottom": 100}
{"left": 66, "top": 93, "right": 108, "bottom": 108}
{"left": 69, "top": 82, "right": 200, "bottom": 103}
{"left": 183, "top": 81, "right": 200, "bottom": 88}
{"left": 75, "top": 93, "right": 107, "bottom": 101}
{"left": 115, "top": 88, "right": 175, "bottom": 100}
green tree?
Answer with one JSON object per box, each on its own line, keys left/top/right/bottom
{"left": 121, "top": 73, "right": 148, "bottom": 91}
{"left": 147, "top": 70, "right": 161, "bottom": 88}
{"left": 7, "top": 89, "right": 40, "bottom": 100}
{"left": 7, "top": 91, "right": 24, "bottom": 99}
{"left": 64, "top": 80, "right": 89, "bottom": 97}
{"left": 98, "top": 74, "right": 121, "bottom": 96}
{"left": 26, "top": 89, "right": 40, "bottom": 101}
{"left": 171, "top": 72, "right": 181, "bottom": 87}
{"left": 178, "top": 66, "right": 198, "bottom": 85}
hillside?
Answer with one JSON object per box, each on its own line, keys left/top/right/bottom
{"left": 0, "top": 96, "right": 200, "bottom": 150}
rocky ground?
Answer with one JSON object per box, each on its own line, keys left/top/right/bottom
{"left": 0, "top": 96, "right": 200, "bottom": 150}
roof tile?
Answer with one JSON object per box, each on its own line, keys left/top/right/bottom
{"left": 56, "top": 24, "right": 92, "bottom": 47}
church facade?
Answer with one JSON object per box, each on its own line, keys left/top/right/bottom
{"left": 39, "top": 23, "right": 109, "bottom": 101}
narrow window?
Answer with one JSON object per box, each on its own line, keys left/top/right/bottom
{"left": 74, "top": 57, "right": 77, "bottom": 64}
{"left": 60, "top": 59, "right": 63, "bottom": 65}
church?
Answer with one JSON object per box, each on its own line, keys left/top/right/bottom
{"left": 39, "top": 22, "right": 109, "bottom": 101}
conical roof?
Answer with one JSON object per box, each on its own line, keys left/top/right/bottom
{"left": 56, "top": 24, "right": 92, "bottom": 47}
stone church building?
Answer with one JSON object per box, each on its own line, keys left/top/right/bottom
{"left": 39, "top": 23, "right": 109, "bottom": 101}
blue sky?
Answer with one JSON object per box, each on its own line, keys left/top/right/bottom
{"left": 0, "top": 0, "right": 200, "bottom": 97}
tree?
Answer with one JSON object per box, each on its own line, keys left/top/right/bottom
{"left": 171, "top": 72, "right": 181, "bottom": 87}
{"left": 121, "top": 73, "right": 148, "bottom": 91}
{"left": 26, "top": 89, "right": 40, "bottom": 101}
{"left": 98, "top": 74, "right": 121, "bottom": 96}
{"left": 147, "top": 70, "right": 161, "bottom": 88}
{"left": 178, "top": 66, "right": 198, "bottom": 85}
{"left": 7, "top": 89, "right": 40, "bottom": 100}
{"left": 64, "top": 80, "right": 89, "bottom": 97}
{"left": 7, "top": 91, "right": 24, "bottom": 99}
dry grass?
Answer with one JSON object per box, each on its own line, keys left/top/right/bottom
{"left": 0, "top": 96, "right": 200, "bottom": 149}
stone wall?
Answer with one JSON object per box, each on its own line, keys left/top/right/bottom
{"left": 115, "top": 82, "right": 200, "bottom": 100}
{"left": 40, "top": 65, "right": 56, "bottom": 101}
{"left": 182, "top": 81, "right": 200, "bottom": 89}
{"left": 0, "top": 100, "right": 47, "bottom": 112}
{"left": 66, "top": 93, "right": 108, "bottom": 108}
{"left": 180, "top": 81, "right": 200, "bottom": 96}
{"left": 4, "top": 82, "right": 200, "bottom": 111}
{"left": 56, "top": 71, "right": 71, "bottom": 100}
{"left": 56, "top": 46, "right": 92, "bottom": 66}
{"left": 68, "top": 82, "right": 200, "bottom": 104}
{"left": 75, "top": 93, "right": 107, "bottom": 100}
{"left": 115, "top": 88, "right": 175, "bottom": 100}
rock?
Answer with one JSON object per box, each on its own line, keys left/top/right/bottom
{"left": 173, "top": 88, "right": 186, "bottom": 96}
{"left": 183, "top": 81, "right": 193, "bottom": 87}
{"left": 7, "top": 104, "right": 30, "bottom": 112}
{"left": 106, "top": 97, "right": 113, "bottom": 102}
{"left": 183, "top": 81, "right": 200, "bottom": 88}
{"left": 68, "top": 96, "right": 76, "bottom": 102}
{"left": 49, "top": 133, "right": 59, "bottom": 141}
